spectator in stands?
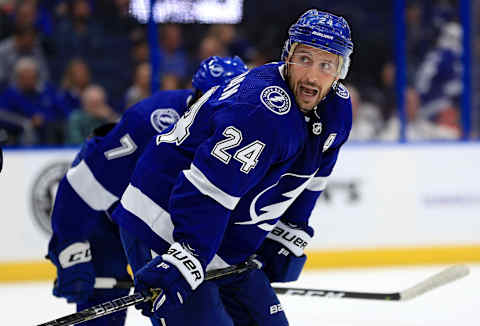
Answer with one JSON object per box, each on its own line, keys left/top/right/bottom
{"left": 93, "top": 0, "right": 142, "bottom": 39}
{"left": 380, "top": 87, "right": 459, "bottom": 141}
{"left": 158, "top": 24, "right": 189, "bottom": 81}
{"left": 0, "top": 57, "right": 65, "bottom": 145}
{"left": 197, "top": 35, "right": 226, "bottom": 62}
{"left": 347, "top": 84, "right": 383, "bottom": 141}
{"left": 189, "top": 35, "right": 227, "bottom": 77}
{"left": 373, "top": 61, "right": 397, "bottom": 125}
{"left": 405, "top": 1, "right": 436, "bottom": 79}
{"left": 57, "top": 58, "right": 91, "bottom": 117}
{"left": 66, "top": 85, "right": 118, "bottom": 145}
{"left": 125, "top": 62, "right": 151, "bottom": 108}
{"left": 0, "top": 1, "right": 14, "bottom": 41}
{"left": 131, "top": 39, "right": 149, "bottom": 66}
{"left": 415, "top": 21, "right": 462, "bottom": 121}
{"left": 207, "top": 24, "right": 253, "bottom": 61}
{"left": 161, "top": 73, "right": 181, "bottom": 91}
{"left": 13, "top": 0, "right": 37, "bottom": 31}
{"left": 0, "top": 26, "right": 49, "bottom": 87}
{"left": 50, "top": 0, "right": 102, "bottom": 83}
{"left": 435, "top": 105, "right": 461, "bottom": 137}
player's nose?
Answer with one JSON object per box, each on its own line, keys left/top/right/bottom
{"left": 304, "top": 71, "right": 320, "bottom": 87}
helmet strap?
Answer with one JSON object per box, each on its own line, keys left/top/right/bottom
{"left": 285, "top": 42, "right": 298, "bottom": 77}
{"left": 337, "top": 56, "right": 344, "bottom": 77}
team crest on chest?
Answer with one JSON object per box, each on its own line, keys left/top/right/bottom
{"left": 260, "top": 86, "right": 291, "bottom": 115}
{"left": 312, "top": 122, "right": 322, "bottom": 135}
{"left": 150, "top": 108, "right": 180, "bottom": 133}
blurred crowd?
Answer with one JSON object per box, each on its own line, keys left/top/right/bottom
{"left": 0, "top": 0, "right": 466, "bottom": 146}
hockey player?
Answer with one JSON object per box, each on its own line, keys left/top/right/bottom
{"left": 46, "top": 56, "right": 249, "bottom": 326}
{"left": 112, "top": 9, "right": 354, "bottom": 326}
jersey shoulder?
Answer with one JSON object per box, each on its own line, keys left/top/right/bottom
{"left": 127, "top": 89, "right": 193, "bottom": 133}
{"left": 326, "top": 82, "right": 353, "bottom": 127}
{"left": 214, "top": 62, "right": 306, "bottom": 132}
{"left": 210, "top": 63, "right": 307, "bottom": 154}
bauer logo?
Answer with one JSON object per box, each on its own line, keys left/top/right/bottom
{"left": 260, "top": 86, "right": 291, "bottom": 115}
{"left": 150, "top": 108, "right": 181, "bottom": 133}
{"left": 336, "top": 83, "right": 350, "bottom": 99}
{"left": 30, "top": 161, "right": 71, "bottom": 236}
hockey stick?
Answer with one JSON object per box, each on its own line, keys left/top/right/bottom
{"left": 95, "top": 264, "right": 469, "bottom": 301}
{"left": 274, "top": 264, "right": 470, "bottom": 300}
{"left": 37, "top": 259, "right": 259, "bottom": 326}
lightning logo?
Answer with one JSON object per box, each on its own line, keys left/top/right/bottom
{"left": 236, "top": 170, "right": 318, "bottom": 231}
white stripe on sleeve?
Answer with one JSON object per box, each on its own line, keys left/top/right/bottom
{"left": 183, "top": 164, "right": 240, "bottom": 210}
{"left": 121, "top": 183, "right": 231, "bottom": 270}
{"left": 120, "top": 184, "right": 174, "bottom": 243}
{"left": 306, "top": 176, "right": 328, "bottom": 191}
{"left": 66, "top": 160, "right": 119, "bottom": 211}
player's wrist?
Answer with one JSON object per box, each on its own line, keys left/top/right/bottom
{"left": 266, "top": 221, "right": 311, "bottom": 257}
{"left": 161, "top": 242, "right": 204, "bottom": 290}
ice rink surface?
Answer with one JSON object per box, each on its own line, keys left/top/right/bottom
{"left": 4, "top": 264, "right": 478, "bottom": 326}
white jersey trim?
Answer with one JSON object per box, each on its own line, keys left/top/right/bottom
{"left": 66, "top": 160, "right": 119, "bottom": 211}
{"left": 121, "top": 184, "right": 174, "bottom": 243}
{"left": 206, "top": 255, "right": 230, "bottom": 271}
{"left": 306, "top": 176, "right": 328, "bottom": 191}
{"left": 183, "top": 164, "right": 240, "bottom": 210}
{"left": 121, "top": 183, "right": 231, "bottom": 271}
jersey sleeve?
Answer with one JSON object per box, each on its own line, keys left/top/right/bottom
{"left": 51, "top": 109, "right": 148, "bottom": 242}
{"left": 170, "top": 104, "right": 299, "bottom": 266}
{"left": 279, "top": 119, "right": 351, "bottom": 237}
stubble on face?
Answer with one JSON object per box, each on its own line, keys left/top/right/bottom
{"left": 287, "top": 45, "right": 339, "bottom": 113}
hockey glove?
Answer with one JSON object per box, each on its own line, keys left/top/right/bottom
{"left": 134, "top": 242, "right": 204, "bottom": 318}
{"left": 257, "top": 221, "right": 310, "bottom": 283}
{"left": 47, "top": 236, "right": 95, "bottom": 304}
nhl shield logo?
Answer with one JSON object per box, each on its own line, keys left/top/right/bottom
{"left": 312, "top": 122, "right": 322, "bottom": 135}
{"left": 260, "top": 86, "right": 291, "bottom": 115}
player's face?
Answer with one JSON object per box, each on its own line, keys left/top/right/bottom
{"left": 287, "top": 44, "right": 339, "bottom": 113}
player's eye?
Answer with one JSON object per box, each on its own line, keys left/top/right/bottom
{"left": 320, "top": 62, "right": 334, "bottom": 72}
{"left": 299, "top": 55, "right": 312, "bottom": 64}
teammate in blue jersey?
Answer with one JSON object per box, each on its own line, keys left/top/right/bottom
{"left": 112, "top": 9, "right": 354, "bottom": 326}
{"left": 46, "top": 56, "right": 249, "bottom": 326}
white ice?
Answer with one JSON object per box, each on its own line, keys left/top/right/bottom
{"left": 3, "top": 265, "right": 478, "bottom": 325}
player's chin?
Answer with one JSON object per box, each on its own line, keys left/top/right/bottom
{"left": 296, "top": 96, "right": 318, "bottom": 113}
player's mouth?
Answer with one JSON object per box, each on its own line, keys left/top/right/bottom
{"left": 299, "top": 85, "right": 319, "bottom": 99}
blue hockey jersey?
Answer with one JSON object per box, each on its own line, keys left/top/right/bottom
{"left": 112, "top": 62, "right": 352, "bottom": 271}
{"left": 51, "top": 89, "right": 193, "bottom": 242}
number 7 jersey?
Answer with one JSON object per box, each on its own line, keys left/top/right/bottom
{"left": 50, "top": 90, "right": 193, "bottom": 242}
{"left": 113, "top": 62, "right": 352, "bottom": 270}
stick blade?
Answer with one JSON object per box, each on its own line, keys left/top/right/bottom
{"left": 400, "top": 264, "right": 470, "bottom": 301}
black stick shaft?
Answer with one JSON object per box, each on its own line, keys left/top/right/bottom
{"left": 37, "top": 260, "right": 258, "bottom": 326}
{"left": 95, "top": 279, "right": 402, "bottom": 301}
{"left": 273, "top": 287, "right": 401, "bottom": 300}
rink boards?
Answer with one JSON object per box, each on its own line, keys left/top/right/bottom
{"left": 1, "top": 143, "right": 479, "bottom": 282}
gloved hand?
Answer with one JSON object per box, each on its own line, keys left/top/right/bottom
{"left": 256, "top": 221, "right": 311, "bottom": 283}
{"left": 134, "top": 242, "right": 204, "bottom": 318}
{"left": 47, "top": 236, "right": 95, "bottom": 304}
